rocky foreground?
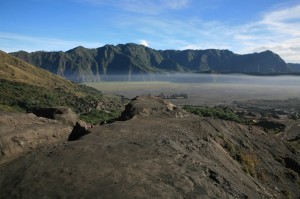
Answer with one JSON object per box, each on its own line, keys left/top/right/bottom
{"left": 0, "top": 107, "right": 80, "bottom": 166}
{"left": 0, "top": 96, "right": 300, "bottom": 198}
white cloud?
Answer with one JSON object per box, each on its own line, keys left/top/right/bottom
{"left": 117, "top": 16, "right": 235, "bottom": 50}
{"left": 164, "top": 0, "right": 190, "bottom": 9}
{"left": 242, "top": 37, "right": 300, "bottom": 63}
{"left": 121, "top": 0, "right": 191, "bottom": 14}
{"left": 139, "top": 40, "right": 149, "bottom": 47}
{"left": 116, "top": 3, "right": 300, "bottom": 62}
{"left": 262, "top": 4, "right": 300, "bottom": 24}
{"left": 234, "top": 4, "right": 300, "bottom": 62}
{"left": 79, "top": 0, "right": 300, "bottom": 63}
{"left": 182, "top": 43, "right": 230, "bottom": 50}
{"left": 0, "top": 32, "right": 103, "bottom": 52}
{"left": 118, "top": 0, "right": 162, "bottom": 14}
{"left": 2, "top": 2, "right": 300, "bottom": 63}
{"left": 75, "top": 0, "right": 112, "bottom": 5}
{"left": 258, "top": 4, "right": 300, "bottom": 37}
{"left": 77, "top": 0, "right": 190, "bottom": 14}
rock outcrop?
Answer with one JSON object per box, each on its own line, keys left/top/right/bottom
{"left": 0, "top": 96, "right": 299, "bottom": 198}
{"left": 32, "top": 107, "right": 79, "bottom": 126}
{"left": 120, "top": 96, "right": 181, "bottom": 120}
{"left": 0, "top": 111, "right": 74, "bottom": 165}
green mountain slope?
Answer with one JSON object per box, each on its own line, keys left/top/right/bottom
{"left": 0, "top": 50, "right": 123, "bottom": 121}
{"left": 11, "top": 43, "right": 290, "bottom": 82}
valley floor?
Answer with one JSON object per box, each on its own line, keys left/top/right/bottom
{"left": 85, "top": 81, "right": 300, "bottom": 106}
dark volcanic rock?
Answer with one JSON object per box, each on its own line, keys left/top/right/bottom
{"left": 33, "top": 107, "right": 78, "bottom": 126}
{"left": 255, "top": 120, "right": 286, "bottom": 131}
{"left": 284, "top": 157, "right": 300, "bottom": 175}
{"left": 68, "top": 122, "right": 90, "bottom": 141}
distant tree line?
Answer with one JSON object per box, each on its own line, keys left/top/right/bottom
{"left": 156, "top": 93, "right": 188, "bottom": 99}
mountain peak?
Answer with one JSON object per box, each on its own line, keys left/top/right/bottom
{"left": 117, "top": 43, "right": 148, "bottom": 48}
{"left": 66, "top": 46, "right": 89, "bottom": 53}
{"left": 9, "top": 45, "right": 293, "bottom": 82}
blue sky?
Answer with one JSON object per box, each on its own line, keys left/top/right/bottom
{"left": 0, "top": 0, "right": 300, "bottom": 63}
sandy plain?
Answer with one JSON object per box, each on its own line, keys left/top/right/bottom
{"left": 86, "top": 81, "right": 300, "bottom": 106}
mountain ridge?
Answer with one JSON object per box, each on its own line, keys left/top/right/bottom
{"left": 10, "top": 43, "right": 297, "bottom": 82}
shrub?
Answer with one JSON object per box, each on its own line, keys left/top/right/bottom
{"left": 236, "top": 152, "right": 259, "bottom": 177}
{"left": 183, "top": 105, "right": 244, "bottom": 123}
{"left": 79, "top": 109, "right": 120, "bottom": 125}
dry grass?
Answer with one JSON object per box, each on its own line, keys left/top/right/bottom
{"left": 238, "top": 152, "right": 259, "bottom": 177}
{"left": 222, "top": 139, "right": 261, "bottom": 179}
{"left": 0, "top": 51, "right": 116, "bottom": 114}
{"left": 0, "top": 51, "right": 85, "bottom": 97}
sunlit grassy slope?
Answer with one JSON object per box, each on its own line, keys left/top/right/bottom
{"left": 0, "top": 50, "right": 118, "bottom": 113}
{"left": 0, "top": 50, "right": 85, "bottom": 96}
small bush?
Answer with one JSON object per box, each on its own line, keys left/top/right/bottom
{"left": 217, "top": 132, "right": 224, "bottom": 139}
{"left": 183, "top": 105, "right": 244, "bottom": 123}
{"left": 237, "top": 152, "right": 259, "bottom": 177}
{"left": 224, "top": 140, "right": 236, "bottom": 156}
{"left": 79, "top": 109, "right": 120, "bottom": 125}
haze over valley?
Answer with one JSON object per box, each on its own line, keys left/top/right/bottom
{"left": 86, "top": 75, "right": 300, "bottom": 105}
{"left": 1, "top": 0, "right": 300, "bottom": 198}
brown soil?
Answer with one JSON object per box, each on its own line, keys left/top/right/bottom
{"left": 0, "top": 96, "right": 299, "bottom": 198}
{"left": 0, "top": 107, "right": 80, "bottom": 166}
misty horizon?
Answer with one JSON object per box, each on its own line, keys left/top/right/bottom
{"left": 81, "top": 73, "right": 300, "bottom": 86}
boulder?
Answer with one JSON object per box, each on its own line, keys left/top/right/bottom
{"left": 32, "top": 107, "right": 78, "bottom": 126}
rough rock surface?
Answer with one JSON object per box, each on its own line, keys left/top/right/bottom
{"left": 120, "top": 96, "right": 183, "bottom": 120}
{"left": 0, "top": 96, "right": 299, "bottom": 198}
{"left": 0, "top": 111, "right": 73, "bottom": 165}
{"left": 32, "top": 107, "right": 79, "bottom": 125}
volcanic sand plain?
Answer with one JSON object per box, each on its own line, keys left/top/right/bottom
{"left": 85, "top": 81, "right": 300, "bottom": 106}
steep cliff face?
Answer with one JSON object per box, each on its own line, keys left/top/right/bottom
{"left": 287, "top": 63, "right": 300, "bottom": 72}
{"left": 232, "top": 50, "right": 288, "bottom": 73}
{"left": 11, "top": 44, "right": 289, "bottom": 82}
{"left": 159, "top": 49, "right": 236, "bottom": 72}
